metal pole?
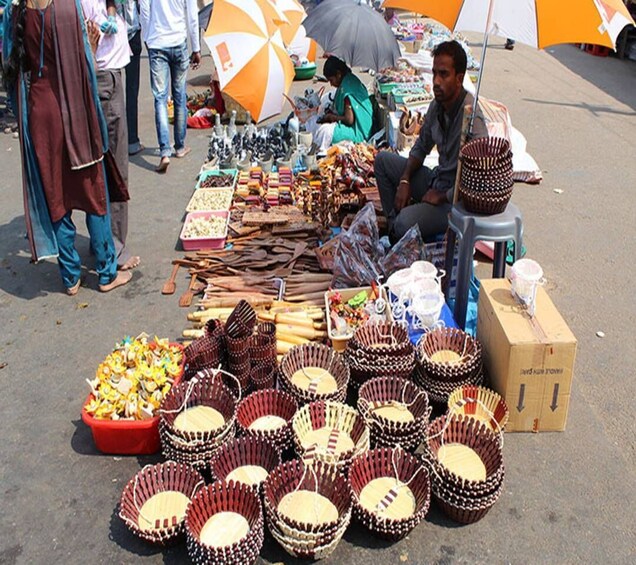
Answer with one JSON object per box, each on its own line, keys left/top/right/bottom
{"left": 468, "top": 0, "right": 496, "bottom": 136}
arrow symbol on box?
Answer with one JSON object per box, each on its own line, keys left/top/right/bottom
{"left": 550, "top": 383, "right": 559, "bottom": 412}
{"left": 517, "top": 384, "right": 525, "bottom": 412}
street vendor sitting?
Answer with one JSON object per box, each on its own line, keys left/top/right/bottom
{"left": 310, "top": 56, "right": 374, "bottom": 151}
{"left": 375, "top": 40, "right": 487, "bottom": 242}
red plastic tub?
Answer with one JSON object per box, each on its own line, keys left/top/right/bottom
{"left": 81, "top": 343, "right": 184, "bottom": 455}
{"left": 180, "top": 210, "right": 229, "bottom": 251}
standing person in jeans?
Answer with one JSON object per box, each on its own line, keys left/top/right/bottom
{"left": 82, "top": 0, "right": 141, "bottom": 272}
{"left": 140, "top": 0, "right": 201, "bottom": 173}
{"left": 123, "top": 0, "right": 144, "bottom": 156}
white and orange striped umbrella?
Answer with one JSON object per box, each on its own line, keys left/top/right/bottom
{"left": 288, "top": 24, "right": 318, "bottom": 63}
{"left": 273, "top": 0, "right": 306, "bottom": 44}
{"left": 382, "top": 0, "right": 635, "bottom": 50}
{"left": 204, "top": 0, "right": 294, "bottom": 122}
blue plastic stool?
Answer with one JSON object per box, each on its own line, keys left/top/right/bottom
{"left": 444, "top": 201, "right": 523, "bottom": 329}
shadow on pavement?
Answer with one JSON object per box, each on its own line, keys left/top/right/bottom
{"left": 0, "top": 215, "right": 72, "bottom": 299}
{"left": 547, "top": 44, "right": 636, "bottom": 112}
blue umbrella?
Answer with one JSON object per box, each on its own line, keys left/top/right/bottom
{"left": 302, "top": 0, "right": 400, "bottom": 71}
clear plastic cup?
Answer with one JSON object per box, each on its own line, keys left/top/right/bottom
{"left": 510, "top": 258, "right": 545, "bottom": 315}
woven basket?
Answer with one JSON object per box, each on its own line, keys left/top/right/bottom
{"left": 460, "top": 137, "right": 512, "bottom": 169}
{"left": 225, "top": 300, "right": 257, "bottom": 339}
{"left": 249, "top": 364, "right": 277, "bottom": 391}
{"left": 209, "top": 436, "right": 281, "bottom": 491}
{"left": 447, "top": 385, "right": 509, "bottom": 433}
{"left": 280, "top": 343, "right": 350, "bottom": 405}
{"left": 185, "top": 480, "right": 264, "bottom": 565}
{"left": 263, "top": 459, "right": 351, "bottom": 559}
{"left": 236, "top": 389, "right": 298, "bottom": 452}
{"left": 119, "top": 462, "right": 205, "bottom": 545}
{"left": 416, "top": 328, "right": 482, "bottom": 382}
{"left": 423, "top": 414, "right": 504, "bottom": 496}
{"left": 160, "top": 374, "right": 237, "bottom": 442}
{"left": 292, "top": 401, "right": 369, "bottom": 470}
{"left": 348, "top": 448, "right": 430, "bottom": 540}
{"left": 357, "top": 377, "right": 430, "bottom": 451}
{"left": 459, "top": 185, "right": 512, "bottom": 215}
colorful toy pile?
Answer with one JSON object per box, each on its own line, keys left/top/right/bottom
{"left": 84, "top": 335, "right": 184, "bottom": 421}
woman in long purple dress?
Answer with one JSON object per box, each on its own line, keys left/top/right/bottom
{"left": 3, "top": 0, "right": 131, "bottom": 294}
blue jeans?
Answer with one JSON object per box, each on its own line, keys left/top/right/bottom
{"left": 148, "top": 42, "right": 189, "bottom": 158}
{"left": 52, "top": 211, "right": 117, "bottom": 288}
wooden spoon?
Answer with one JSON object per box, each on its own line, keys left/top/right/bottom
{"left": 161, "top": 263, "right": 180, "bottom": 295}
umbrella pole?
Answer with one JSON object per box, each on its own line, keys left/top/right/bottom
{"left": 469, "top": 0, "right": 495, "bottom": 136}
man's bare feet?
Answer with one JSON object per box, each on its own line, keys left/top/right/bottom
{"left": 175, "top": 146, "right": 191, "bottom": 158}
{"left": 99, "top": 270, "right": 132, "bottom": 292}
{"left": 66, "top": 279, "right": 81, "bottom": 296}
{"left": 156, "top": 156, "right": 170, "bottom": 173}
{"left": 119, "top": 256, "right": 141, "bottom": 271}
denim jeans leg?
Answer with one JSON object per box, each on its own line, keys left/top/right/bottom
{"left": 148, "top": 48, "right": 172, "bottom": 158}
{"left": 171, "top": 42, "right": 189, "bottom": 152}
{"left": 52, "top": 212, "right": 82, "bottom": 289}
{"left": 85, "top": 212, "right": 118, "bottom": 286}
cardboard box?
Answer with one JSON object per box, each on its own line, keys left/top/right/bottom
{"left": 477, "top": 279, "right": 577, "bottom": 432}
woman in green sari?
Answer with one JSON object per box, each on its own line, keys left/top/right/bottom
{"left": 312, "top": 56, "right": 373, "bottom": 151}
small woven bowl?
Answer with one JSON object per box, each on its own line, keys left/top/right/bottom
{"left": 210, "top": 435, "right": 281, "bottom": 492}
{"left": 348, "top": 321, "right": 413, "bottom": 357}
{"left": 358, "top": 377, "right": 431, "bottom": 431}
{"left": 280, "top": 343, "right": 350, "bottom": 405}
{"left": 447, "top": 385, "right": 509, "bottom": 433}
{"left": 416, "top": 328, "right": 482, "bottom": 382}
{"left": 423, "top": 414, "right": 504, "bottom": 495}
{"left": 237, "top": 389, "right": 298, "bottom": 452}
{"left": 185, "top": 480, "right": 264, "bottom": 564}
{"left": 263, "top": 459, "right": 352, "bottom": 534}
{"left": 292, "top": 401, "right": 369, "bottom": 470}
{"left": 119, "top": 461, "right": 205, "bottom": 545}
{"left": 160, "top": 373, "right": 237, "bottom": 441}
{"left": 348, "top": 448, "right": 431, "bottom": 540}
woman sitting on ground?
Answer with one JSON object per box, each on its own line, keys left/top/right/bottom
{"left": 312, "top": 56, "right": 373, "bottom": 151}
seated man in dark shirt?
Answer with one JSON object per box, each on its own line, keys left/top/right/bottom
{"left": 375, "top": 40, "right": 487, "bottom": 242}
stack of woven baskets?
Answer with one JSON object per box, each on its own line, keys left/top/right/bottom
{"left": 344, "top": 321, "right": 415, "bottom": 390}
{"left": 159, "top": 371, "right": 237, "bottom": 470}
{"left": 236, "top": 388, "right": 299, "bottom": 453}
{"left": 415, "top": 328, "right": 484, "bottom": 404}
{"left": 185, "top": 480, "right": 264, "bottom": 564}
{"left": 357, "top": 376, "right": 431, "bottom": 451}
{"left": 279, "top": 342, "right": 350, "bottom": 405}
{"left": 348, "top": 447, "right": 431, "bottom": 540}
{"left": 423, "top": 414, "right": 505, "bottom": 524}
{"left": 119, "top": 461, "right": 205, "bottom": 544}
{"left": 263, "top": 460, "right": 352, "bottom": 559}
{"left": 459, "top": 136, "right": 514, "bottom": 215}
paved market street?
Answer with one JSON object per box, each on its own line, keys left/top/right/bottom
{"left": 1, "top": 38, "right": 635, "bottom": 564}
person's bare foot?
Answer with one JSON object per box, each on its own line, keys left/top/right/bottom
{"left": 99, "top": 270, "right": 132, "bottom": 292}
{"left": 66, "top": 279, "right": 81, "bottom": 296}
{"left": 119, "top": 255, "right": 141, "bottom": 271}
{"left": 156, "top": 156, "right": 170, "bottom": 173}
{"left": 175, "top": 146, "right": 191, "bottom": 158}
